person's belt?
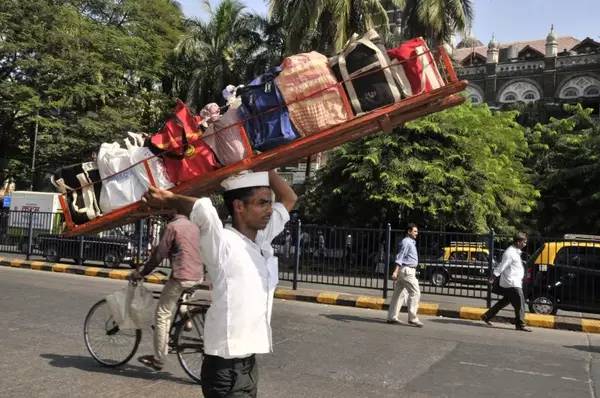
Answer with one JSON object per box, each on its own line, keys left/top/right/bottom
{"left": 205, "top": 354, "right": 256, "bottom": 370}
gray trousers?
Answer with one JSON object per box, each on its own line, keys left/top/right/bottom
{"left": 153, "top": 279, "right": 199, "bottom": 363}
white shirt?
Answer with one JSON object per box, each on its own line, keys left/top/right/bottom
{"left": 494, "top": 245, "right": 524, "bottom": 288}
{"left": 189, "top": 198, "right": 289, "bottom": 358}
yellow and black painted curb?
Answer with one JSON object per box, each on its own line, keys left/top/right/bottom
{"left": 2, "top": 257, "right": 599, "bottom": 334}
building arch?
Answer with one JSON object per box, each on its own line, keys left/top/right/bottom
{"left": 465, "top": 84, "right": 484, "bottom": 104}
{"left": 497, "top": 79, "right": 542, "bottom": 104}
{"left": 556, "top": 74, "right": 600, "bottom": 99}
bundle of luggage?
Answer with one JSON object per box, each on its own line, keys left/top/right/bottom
{"left": 51, "top": 32, "right": 446, "bottom": 224}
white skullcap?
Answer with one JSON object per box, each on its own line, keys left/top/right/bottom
{"left": 221, "top": 171, "right": 269, "bottom": 191}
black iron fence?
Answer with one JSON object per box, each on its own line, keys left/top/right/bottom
{"left": 2, "top": 209, "right": 599, "bottom": 313}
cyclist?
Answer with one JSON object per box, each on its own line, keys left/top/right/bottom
{"left": 129, "top": 212, "right": 204, "bottom": 371}
{"left": 142, "top": 170, "right": 297, "bottom": 398}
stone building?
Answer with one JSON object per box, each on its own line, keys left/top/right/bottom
{"left": 450, "top": 27, "right": 600, "bottom": 112}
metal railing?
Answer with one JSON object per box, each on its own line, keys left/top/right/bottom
{"left": 2, "top": 209, "right": 598, "bottom": 313}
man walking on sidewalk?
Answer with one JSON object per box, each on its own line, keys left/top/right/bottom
{"left": 481, "top": 232, "right": 532, "bottom": 332}
{"left": 387, "top": 223, "right": 423, "bottom": 327}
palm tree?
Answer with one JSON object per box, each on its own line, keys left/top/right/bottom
{"left": 171, "top": 0, "right": 266, "bottom": 109}
{"left": 269, "top": 0, "right": 405, "bottom": 55}
{"left": 269, "top": 0, "right": 472, "bottom": 54}
{"left": 401, "top": 0, "right": 473, "bottom": 45}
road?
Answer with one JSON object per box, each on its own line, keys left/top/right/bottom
{"left": 1, "top": 266, "right": 599, "bottom": 398}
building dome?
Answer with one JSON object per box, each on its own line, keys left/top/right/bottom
{"left": 456, "top": 36, "right": 484, "bottom": 49}
{"left": 546, "top": 25, "right": 557, "bottom": 43}
{"left": 488, "top": 34, "right": 499, "bottom": 50}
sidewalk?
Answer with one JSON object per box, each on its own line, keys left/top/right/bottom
{"left": 1, "top": 254, "right": 599, "bottom": 334}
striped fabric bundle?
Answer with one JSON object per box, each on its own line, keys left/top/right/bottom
{"left": 276, "top": 51, "right": 352, "bottom": 136}
{"left": 387, "top": 37, "right": 445, "bottom": 96}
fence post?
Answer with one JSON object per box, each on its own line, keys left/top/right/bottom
{"left": 486, "top": 229, "right": 495, "bottom": 308}
{"left": 293, "top": 220, "right": 302, "bottom": 290}
{"left": 383, "top": 223, "right": 391, "bottom": 299}
{"left": 78, "top": 235, "right": 84, "bottom": 265}
{"left": 137, "top": 219, "right": 144, "bottom": 266}
{"left": 26, "top": 210, "right": 34, "bottom": 260}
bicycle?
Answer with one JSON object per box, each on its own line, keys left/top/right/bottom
{"left": 83, "top": 283, "right": 210, "bottom": 383}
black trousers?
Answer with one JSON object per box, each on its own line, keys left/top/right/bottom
{"left": 201, "top": 354, "right": 258, "bottom": 398}
{"left": 483, "top": 286, "right": 525, "bottom": 328}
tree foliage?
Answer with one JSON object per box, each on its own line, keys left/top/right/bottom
{"left": 301, "top": 103, "right": 538, "bottom": 234}
{"left": 401, "top": 0, "right": 473, "bottom": 45}
{"left": 526, "top": 104, "right": 600, "bottom": 235}
{"left": 0, "top": 0, "right": 184, "bottom": 189}
{"left": 269, "top": 0, "right": 404, "bottom": 55}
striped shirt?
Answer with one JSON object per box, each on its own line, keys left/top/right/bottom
{"left": 395, "top": 236, "right": 418, "bottom": 267}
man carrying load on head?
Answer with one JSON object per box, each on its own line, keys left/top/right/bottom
{"left": 142, "top": 169, "right": 297, "bottom": 398}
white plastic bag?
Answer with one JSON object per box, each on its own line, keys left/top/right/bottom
{"left": 129, "top": 284, "right": 155, "bottom": 328}
{"left": 105, "top": 285, "right": 136, "bottom": 330}
{"left": 124, "top": 132, "right": 174, "bottom": 191}
{"left": 105, "top": 284, "right": 155, "bottom": 330}
{"left": 97, "top": 142, "right": 147, "bottom": 213}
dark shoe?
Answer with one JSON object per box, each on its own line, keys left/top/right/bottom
{"left": 138, "top": 355, "right": 163, "bottom": 371}
{"left": 386, "top": 319, "right": 401, "bottom": 325}
{"left": 481, "top": 315, "right": 493, "bottom": 326}
{"left": 516, "top": 326, "right": 532, "bottom": 332}
{"left": 408, "top": 320, "right": 424, "bottom": 328}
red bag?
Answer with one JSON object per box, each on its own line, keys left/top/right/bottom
{"left": 387, "top": 37, "right": 445, "bottom": 97}
{"left": 149, "top": 100, "right": 220, "bottom": 185}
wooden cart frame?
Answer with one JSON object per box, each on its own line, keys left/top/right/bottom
{"left": 60, "top": 46, "right": 468, "bottom": 236}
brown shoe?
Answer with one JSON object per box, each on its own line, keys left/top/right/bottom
{"left": 138, "top": 355, "right": 163, "bottom": 371}
{"left": 386, "top": 319, "right": 401, "bottom": 325}
{"left": 408, "top": 320, "right": 424, "bottom": 328}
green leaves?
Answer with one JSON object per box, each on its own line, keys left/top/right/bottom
{"left": 0, "top": 0, "right": 184, "bottom": 188}
{"left": 526, "top": 104, "right": 600, "bottom": 235}
{"left": 301, "top": 103, "right": 538, "bottom": 233}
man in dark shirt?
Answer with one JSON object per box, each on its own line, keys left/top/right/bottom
{"left": 130, "top": 213, "right": 204, "bottom": 370}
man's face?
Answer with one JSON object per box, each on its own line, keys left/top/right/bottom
{"left": 516, "top": 239, "right": 527, "bottom": 249}
{"left": 236, "top": 187, "right": 273, "bottom": 230}
{"left": 408, "top": 227, "right": 418, "bottom": 239}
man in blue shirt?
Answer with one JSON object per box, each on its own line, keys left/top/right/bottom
{"left": 387, "top": 223, "right": 423, "bottom": 327}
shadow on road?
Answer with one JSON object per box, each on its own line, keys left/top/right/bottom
{"left": 564, "top": 345, "right": 600, "bottom": 354}
{"left": 429, "top": 317, "right": 508, "bottom": 330}
{"left": 320, "top": 313, "right": 388, "bottom": 324}
{"left": 40, "top": 353, "right": 194, "bottom": 385}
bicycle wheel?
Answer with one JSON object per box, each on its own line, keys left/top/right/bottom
{"left": 84, "top": 299, "right": 141, "bottom": 367}
{"left": 175, "top": 308, "right": 205, "bottom": 383}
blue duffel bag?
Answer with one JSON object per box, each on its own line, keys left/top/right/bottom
{"left": 238, "top": 67, "right": 300, "bottom": 151}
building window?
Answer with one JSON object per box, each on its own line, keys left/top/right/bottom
{"left": 584, "top": 86, "right": 600, "bottom": 97}
{"left": 563, "top": 88, "right": 579, "bottom": 98}
{"left": 559, "top": 76, "right": 600, "bottom": 99}
{"left": 499, "top": 81, "right": 540, "bottom": 103}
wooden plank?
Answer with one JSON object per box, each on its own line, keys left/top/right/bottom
{"left": 60, "top": 46, "right": 466, "bottom": 236}
{"left": 62, "top": 91, "right": 465, "bottom": 236}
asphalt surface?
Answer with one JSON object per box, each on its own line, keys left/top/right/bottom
{"left": 1, "top": 266, "right": 599, "bottom": 398}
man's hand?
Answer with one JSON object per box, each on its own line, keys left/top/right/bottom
{"left": 129, "top": 270, "right": 143, "bottom": 282}
{"left": 142, "top": 186, "right": 174, "bottom": 210}
{"left": 488, "top": 276, "right": 496, "bottom": 284}
{"left": 391, "top": 271, "right": 399, "bottom": 281}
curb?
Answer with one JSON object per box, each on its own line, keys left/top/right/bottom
{"left": 2, "top": 257, "right": 598, "bottom": 334}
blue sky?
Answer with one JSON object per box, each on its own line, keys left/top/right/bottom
{"left": 178, "top": 0, "right": 600, "bottom": 43}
